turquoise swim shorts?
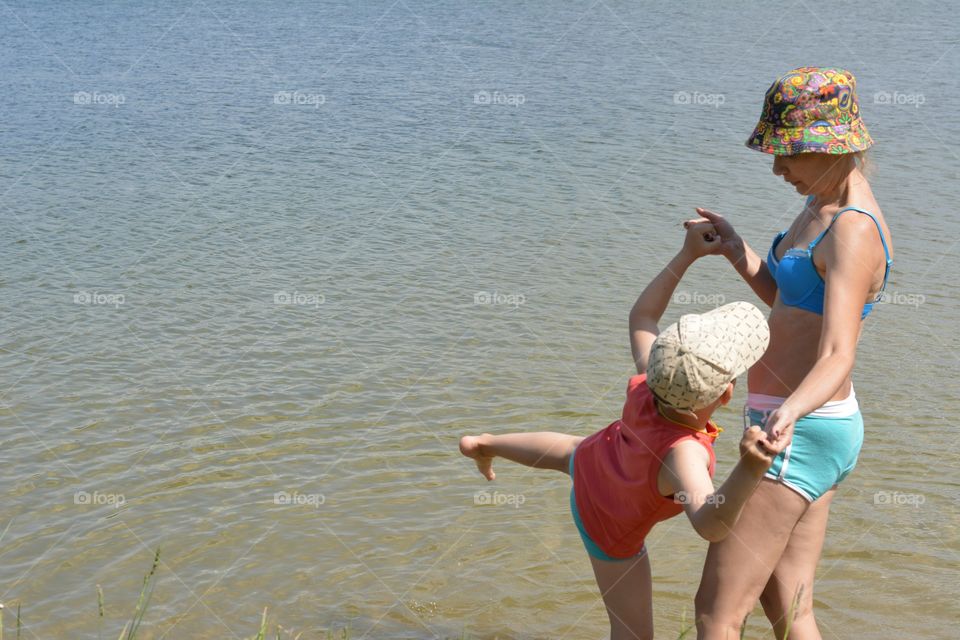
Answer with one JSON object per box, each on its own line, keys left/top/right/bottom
{"left": 746, "top": 407, "right": 864, "bottom": 502}
{"left": 568, "top": 446, "right": 647, "bottom": 562}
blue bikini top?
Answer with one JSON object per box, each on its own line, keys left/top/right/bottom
{"left": 767, "top": 197, "right": 893, "bottom": 319}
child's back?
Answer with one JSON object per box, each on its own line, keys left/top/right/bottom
{"left": 572, "top": 373, "right": 720, "bottom": 559}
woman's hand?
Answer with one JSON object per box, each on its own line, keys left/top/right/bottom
{"left": 680, "top": 219, "right": 721, "bottom": 259}
{"left": 762, "top": 404, "right": 798, "bottom": 447}
{"left": 687, "top": 207, "right": 778, "bottom": 306}
{"left": 685, "top": 208, "right": 744, "bottom": 260}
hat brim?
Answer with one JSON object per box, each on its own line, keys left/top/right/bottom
{"left": 746, "top": 119, "right": 874, "bottom": 155}
{"left": 698, "top": 301, "right": 770, "bottom": 378}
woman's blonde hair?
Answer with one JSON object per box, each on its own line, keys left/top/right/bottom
{"left": 854, "top": 150, "right": 873, "bottom": 177}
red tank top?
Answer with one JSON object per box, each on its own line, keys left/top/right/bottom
{"left": 572, "top": 374, "right": 720, "bottom": 558}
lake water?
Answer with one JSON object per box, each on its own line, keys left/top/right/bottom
{"left": 1, "top": 1, "right": 958, "bottom": 638}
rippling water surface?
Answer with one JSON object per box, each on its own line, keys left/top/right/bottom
{"left": 2, "top": 1, "right": 958, "bottom": 638}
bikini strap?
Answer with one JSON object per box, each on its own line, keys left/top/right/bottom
{"left": 808, "top": 206, "right": 893, "bottom": 290}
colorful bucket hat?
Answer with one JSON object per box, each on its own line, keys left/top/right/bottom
{"left": 746, "top": 67, "right": 873, "bottom": 155}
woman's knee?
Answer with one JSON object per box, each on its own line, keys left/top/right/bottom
{"left": 693, "top": 614, "right": 745, "bottom": 639}
{"left": 694, "top": 586, "right": 750, "bottom": 633}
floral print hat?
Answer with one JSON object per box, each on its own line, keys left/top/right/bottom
{"left": 746, "top": 67, "right": 873, "bottom": 155}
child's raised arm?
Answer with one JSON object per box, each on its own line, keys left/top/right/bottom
{"left": 660, "top": 427, "right": 782, "bottom": 542}
{"left": 629, "top": 221, "right": 720, "bottom": 374}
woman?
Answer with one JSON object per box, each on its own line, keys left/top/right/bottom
{"left": 685, "top": 68, "right": 894, "bottom": 639}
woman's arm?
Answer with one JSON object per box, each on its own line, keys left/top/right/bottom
{"left": 629, "top": 222, "right": 719, "bottom": 374}
{"left": 722, "top": 234, "right": 779, "bottom": 307}
{"left": 689, "top": 208, "right": 778, "bottom": 307}
{"left": 764, "top": 213, "right": 881, "bottom": 440}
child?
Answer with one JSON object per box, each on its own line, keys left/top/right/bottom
{"left": 459, "top": 223, "right": 781, "bottom": 639}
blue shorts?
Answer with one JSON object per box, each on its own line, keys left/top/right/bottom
{"left": 746, "top": 407, "right": 864, "bottom": 502}
{"left": 568, "top": 446, "right": 647, "bottom": 562}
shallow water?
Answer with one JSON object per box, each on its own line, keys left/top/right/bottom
{"left": 1, "top": 1, "right": 958, "bottom": 638}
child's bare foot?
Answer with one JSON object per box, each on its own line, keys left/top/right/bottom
{"left": 459, "top": 434, "right": 496, "bottom": 481}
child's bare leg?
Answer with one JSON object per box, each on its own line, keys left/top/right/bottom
{"left": 459, "top": 432, "right": 584, "bottom": 480}
{"left": 589, "top": 551, "right": 654, "bottom": 640}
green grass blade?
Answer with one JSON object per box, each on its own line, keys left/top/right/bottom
{"left": 252, "top": 607, "right": 267, "bottom": 640}
{"left": 782, "top": 584, "right": 803, "bottom": 640}
{"left": 97, "top": 584, "right": 105, "bottom": 640}
{"left": 124, "top": 549, "right": 160, "bottom": 640}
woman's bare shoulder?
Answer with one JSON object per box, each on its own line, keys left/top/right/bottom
{"left": 839, "top": 198, "right": 893, "bottom": 258}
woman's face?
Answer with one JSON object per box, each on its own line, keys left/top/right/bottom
{"left": 771, "top": 153, "right": 847, "bottom": 196}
